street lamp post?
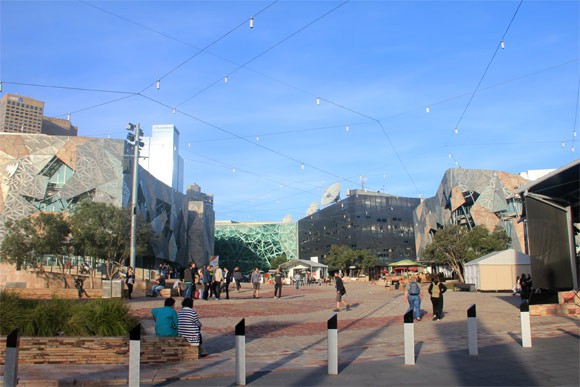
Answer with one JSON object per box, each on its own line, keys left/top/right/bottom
{"left": 126, "top": 123, "right": 143, "bottom": 270}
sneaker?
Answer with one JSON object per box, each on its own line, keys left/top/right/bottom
{"left": 333, "top": 308, "right": 340, "bottom": 312}
{"left": 416, "top": 317, "right": 421, "bottom": 321}
{"left": 432, "top": 316, "right": 437, "bottom": 321}
{"left": 346, "top": 305, "right": 350, "bottom": 311}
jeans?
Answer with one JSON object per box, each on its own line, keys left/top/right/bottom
{"left": 407, "top": 294, "right": 421, "bottom": 319}
{"left": 151, "top": 285, "right": 164, "bottom": 297}
{"left": 184, "top": 282, "right": 193, "bottom": 299}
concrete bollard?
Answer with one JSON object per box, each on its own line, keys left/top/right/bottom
{"left": 4, "top": 329, "right": 19, "bottom": 387}
{"left": 467, "top": 304, "right": 478, "bottom": 356}
{"left": 328, "top": 313, "right": 338, "bottom": 375}
{"left": 128, "top": 324, "right": 141, "bottom": 387}
{"left": 235, "top": 318, "right": 246, "bottom": 386}
{"left": 520, "top": 302, "right": 532, "bottom": 348}
{"left": 403, "top": 310, "right": 415, "bottom": 365}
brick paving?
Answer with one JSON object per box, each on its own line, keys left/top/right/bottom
{"left": 3, "top": 279, "right": 579, "bottom": 386}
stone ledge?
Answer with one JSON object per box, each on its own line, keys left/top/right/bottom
{"left": 5, "top": 288, "right": 102, "bottom": 299}
{"left": 0, "top": 336, "right": 198, "bottom": 365}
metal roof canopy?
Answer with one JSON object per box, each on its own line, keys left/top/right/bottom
{"left": 518, "top": 159, "right": 579, "bottom": 291}
{"left": 518, "top": 159, "right": 580, "bottom": 224}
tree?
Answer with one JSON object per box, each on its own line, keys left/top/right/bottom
{"left": 269, "top": 253, "right": 288, "bottom": 270}
{"left": 0, "top": 217, "right": 35, "bottom": 270}
{"left": 69, "top": 199, "right": 152, "bottom": 280}
{"left": 324, "top": 245, "right": 355, "bottom": 273}
{"left": 31, "top": 213, "right": 72, "bottom": 287}
{"left": 424, "top": 224, "right": 511, "bottom": 283}
{"left": 325, "top": 245, "right": 377, "bottom": 277}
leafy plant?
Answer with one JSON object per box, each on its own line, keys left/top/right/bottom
{"left": 0, "top": 291, "right": 138, "bottom": 337}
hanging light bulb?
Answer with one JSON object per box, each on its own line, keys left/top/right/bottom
{"left": 454, "top": 127, "right": 458, "bottom": 135}
{"left": 224, "top": 75, "right": 228, "bottom": 83}
{"left": 448, "top": 153, "right": 452, "bottom": 158}
{"left": 256, "top": 136, "right": 259, "bottom": 141}
{"left": 67, "top": 113, "right": 71, "bottom": 121}
{"left": 345, "top": 124, "right": 349, "bottom": 132}
{"left": 316, "top": 97, "right": 320, "bottom": 105}
{"left": 500, "top": 40, "right": 505, "bottom": 49}
{"left": 562, "top": 141, "right": 566, "bottom": 148}
{"left": 426, "top": 105, "right": 430, "bottom": 113}
{"left": 172, "top": 107, "right": 176, "bottom": 114}
{"left": 156, "top": 79, "right": 160, "bottom": 89}
{"left": 188, "top": 142, "right": 191, "bottom": 147}
{"left": 232, "top": 168, "right": 236, "bottom": 173}
{"left": 249, "top": 16, "right": 254, "bottom": 28}
{"left": 573, "top": 130, "right": 577, "bottom": 137}
{"left": 300, "top": 162, "right": 305, "bottom": 170}
{"left": 572, "top": 145, "right": 575, "bottom": 153}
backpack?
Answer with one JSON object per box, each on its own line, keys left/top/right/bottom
{"left": 408, "top": 281, "right": 420, "bottom": 295}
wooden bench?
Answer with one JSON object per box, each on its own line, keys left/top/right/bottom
{"left": 455, "top": 283, "right": 476, "bottom": 292}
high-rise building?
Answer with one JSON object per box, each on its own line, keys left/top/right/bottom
{"left": 0, "top": 94, "right": 78, "bottom": 136}
{"left": 140, "top": 124, "right": 184, "bottom": 192}
{"left": 298, "top": 190, "right": 420, "bottom": 266}
{"left": 0, "top": 94, "right": 44, "bottom": 133}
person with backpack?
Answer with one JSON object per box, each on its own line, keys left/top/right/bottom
{"left": 427, "top": 275, "right": 447, "bottom": 321}
{"left": 404, "top": 275, "right": 423, "bottom": 321}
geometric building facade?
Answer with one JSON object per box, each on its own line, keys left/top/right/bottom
{"left": 414, "top": 168, "right": 530, "bottom": 260}
{"left": 214, "top": 221, "right": 298, "bottom": 273}
{"left": 298, "top": 189, "right": 421, "bottom": 266}
{"left": 0, "top": 133, "right": 212, "bottom": 268}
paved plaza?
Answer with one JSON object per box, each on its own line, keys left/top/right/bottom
{"left": 4, "top": 280, "right": 580, "bottom": 386}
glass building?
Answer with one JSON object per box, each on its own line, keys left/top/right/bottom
{"left": 298, "top": 189, "right": 420, "bottom": 266}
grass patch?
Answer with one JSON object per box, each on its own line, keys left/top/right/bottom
{"left": 0, "top": 291, "right": 138, "bottom": 336}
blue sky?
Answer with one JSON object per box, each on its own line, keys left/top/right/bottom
{"left": 1, "top": 0, "right": 578, "bottom": 222}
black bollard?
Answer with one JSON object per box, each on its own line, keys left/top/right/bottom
{"left": 235, "top": 318, "right": 246, "bottom": 385}
{"left": 403, "top": 310, "right": 415, "bottom": 365}
{"left": 328, "top": 313, "right": 338, "bottom": 375}
{"left": 4, "top": 329, "right": 19, "bottom": 387}
{"left": 467, "top": 304, "right": 478, "bottom": 355}
{"left": 129, "top": 323, "right": 141, "bottom": 387}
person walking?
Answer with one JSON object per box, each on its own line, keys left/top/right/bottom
{"left": 233, "top": 267, "right": 242, "bottom": 292}
{"left": 223, "top": 267, "right": 231, "bottom": 299}
{"left": 125, "top": 267, "right": 135, "bottom": 299}
{"left": 427, "top": 275, "right": 447, "bottom": 321}
{"left": 294, "top": 273, "right": 301, "bottom": 290}
{"left": 251, "top": 267, "right": 261, "bottom": 299}
{"left": 183, "top": 263, "right": 194, "bottom": 299}
{"left": 333, "top": 272, "right": 349, "bottom": 312}
{"left": 404, "top": 275, "right": 423, "bottom": 321}
{"left": 273, "top": 268, "right": 283, "bottom": 299}
{"left": 178, "top": 297, "right": 208, "bottom": 357}
{"left": 212, "top": 264, "right": 223, "bottom": 300}
{"left": 202, "top": 265, "right": 212, "bottom": 300}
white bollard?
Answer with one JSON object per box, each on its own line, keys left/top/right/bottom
{"left": 520, "top": 302, "right": 532, "bottom": 348}
{"left": 128, "top": 324, "right": 141, "bottom": 387}
{"left": 235, "top": 319, "right": 246, "bottom": 386}
{"left": 467, "top": 304, "right": 478, "bottom": 356}
{"left": 4, "top": 329, "right": 19, "bottom": 387}
{"left": 403, "top": 310, "right": 415, "bottom": 365}
{"left": 328, "top": 313, "right": 338, "bottom": 375}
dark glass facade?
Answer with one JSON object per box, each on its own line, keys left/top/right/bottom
{"left": 298, "top": 190, "right": 420, "bottom": 266}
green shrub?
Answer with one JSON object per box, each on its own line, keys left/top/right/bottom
{"left": 0, "top": 291, "right": 138, "bottom": 336}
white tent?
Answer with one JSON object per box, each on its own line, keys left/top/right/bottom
{"left": 464, "top": 249, "right": 531, "bottom": 291}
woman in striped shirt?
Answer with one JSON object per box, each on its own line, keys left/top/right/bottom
{"left": 178, "top": 297, "right": 208, "bottom": 357}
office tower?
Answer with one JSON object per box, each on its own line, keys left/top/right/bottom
{"left": 0, "top": 94, "right": 44, "bottom": 133}
{"left": 140, "top": 124, "right": 184, "bottom": 192}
